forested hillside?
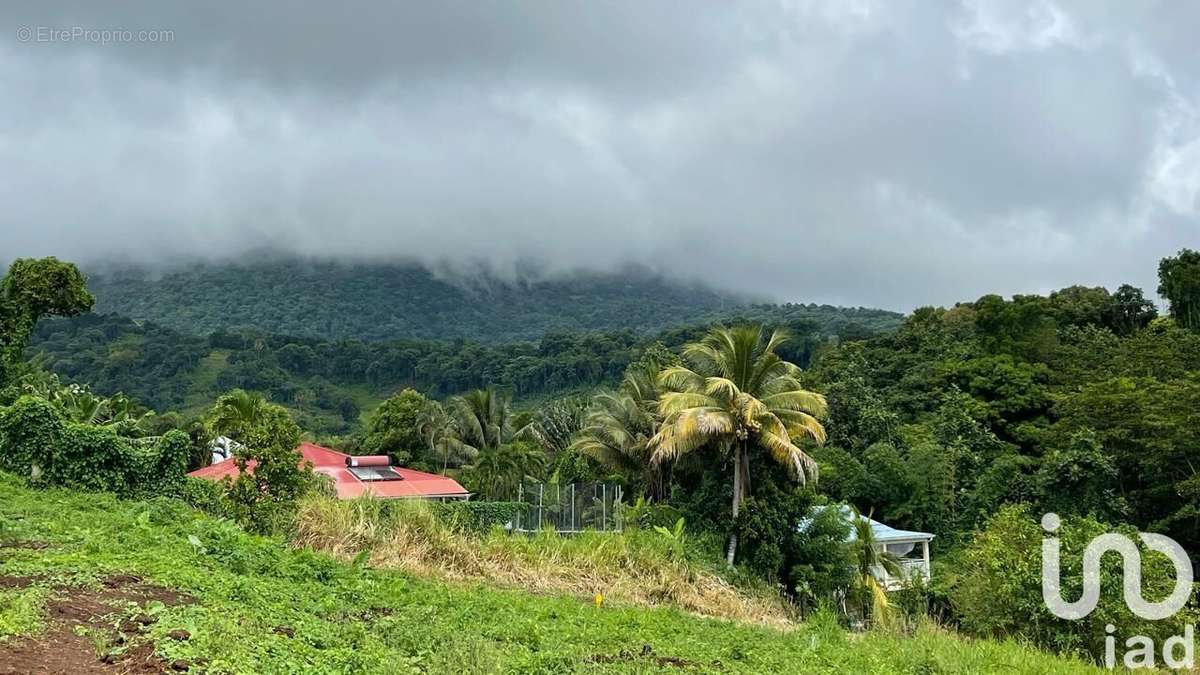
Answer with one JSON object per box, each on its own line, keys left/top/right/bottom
{"left": 10, "top": 252, "right": 1200, "bottom": 669}
{"left": 85, "top": 259, "right": 902, "bottom": 342}
{"left": 27, "top": 309, "right": 851, "bottom": 436}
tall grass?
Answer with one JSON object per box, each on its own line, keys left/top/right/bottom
{"left": 293, "top": 495, "right": 791, "bottom": 625}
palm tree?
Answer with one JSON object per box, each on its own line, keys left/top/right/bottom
{"left": 518, "top": 395, "right": 589, "bottom": 458}
{"left": 470, "top": 442, "right": 547, "bottom": 500}
{"left": 849, "top": 507, "right": 903, "bottom": 624}
{"left": 651, "top": 325, "right": 827, "bottom": 564}
{"left": 416, "top": 401, "right": 472, "bottom": 474}
{"left": 208, "top": 389, "right": 267, "bottom": 441}
{"left": 569, "top": 361, "right": 665, "bottom": 499}
{"left": 446, "top": 388, "right": 514, "bottom": 455}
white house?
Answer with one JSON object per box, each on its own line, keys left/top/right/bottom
{"left": 801, "top": 506, "right": 934, "bottom": 591}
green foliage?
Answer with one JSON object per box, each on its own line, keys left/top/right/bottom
{"left": 361, "top": 388, "right": 431, "bottom": 465}
{"left": 173, "top": 475, "right": 228, "bottom": 515}
{"left": 1034, "top": 430, "right": 1126, "bottom": 521}
{"left": 86, "top": 259, "right": 903, "bottom": 342}
{"left": 806, "top": 271, "right": 1200, "bottom": 556}
{"left": 0, "top": 395, "right": 189, "bottom": 495}
{"left": 943, "top": 506, "right": 1198, "bottom": 659}
{"left": 422, "top": 500, "right": 530, "bottom": 532}
{"left": 0, "top": 475, "right": 1101, "bottom": 673}
{"left": 464, "top": 441, "right": 546, "bottom": 501}
{"left": 0, "top": 257, "right": 94, "bottom": 388}
{"left": 211, "top": 395, "right": 314, "bottom": 534}
{"left": 0, "top": 586, "right": 46, "bottom": 640}
{"left": 654, "top": 325, "right": 828, "bottom": 564}
{"left": 1158, "top": 248, "right": 1200, "bottom": 329}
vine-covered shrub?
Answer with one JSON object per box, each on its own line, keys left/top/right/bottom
{"left": 0, "top": 395, "right": 190, "bottom": 495}
{"left": 420, "top": 500, "right": 529, "bottom": 532}
{"left": 174, "top": 475, "right": 228, "bottom": 515}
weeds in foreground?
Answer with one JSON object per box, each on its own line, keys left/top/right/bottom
{"left": 1, "top": 473, "right": 1106, "bottom": 673}
{"left": 293, "top": 496, "right": 791, "bottom": 625}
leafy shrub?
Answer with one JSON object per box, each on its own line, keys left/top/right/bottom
{"left": 0, "top": 395, "right": 190, "bottom": 495}
{"left": 735, "top": 479, "right": 854, "bottom": 609}
{"left": 623, "top": 496, "right": 685, "bottom": 531}
{"left": 174, "top": 475, "right": 228, "bottom": 515}
{"left": 425, "top": 501, "right": 529, "bottom": 533}
{"left": 943, "top": 505, "right": 1199, "bottom": 659}
{"left": 221, "top": 401, "right": 317, "bottom": 534}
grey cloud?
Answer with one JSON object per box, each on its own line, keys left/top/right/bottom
{"left": 1, "top": 1, "right": 1197, "bottom": 311}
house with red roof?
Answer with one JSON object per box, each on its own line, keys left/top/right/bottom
{"left": 189, "top": 442, "right": 470, "bottom": 500}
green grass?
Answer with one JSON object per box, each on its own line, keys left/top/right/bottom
{"left": 0, "top": 586, "right": 47, "bottom": 641}
{"left": 293, "top": 496, "right": 789, "bottom": 625}
{"left": 0, "top": 473, "right": 1103, "bottom": 674}
{"left": 181, "top": 350, "right": 231, "bottom": 416}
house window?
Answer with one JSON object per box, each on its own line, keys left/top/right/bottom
{"left": 348, "top": 466, "right": 402, "bottom": 482}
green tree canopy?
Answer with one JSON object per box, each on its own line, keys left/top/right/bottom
{"left": 1158, "top": 248, "right": 1200, "bottom": 329}
{"left": 652, "top": 325, "right": 827, "bottom": 564}
{"left": 0, "top": 257, "right": 94, "bottom": 388}
{"left": 361, "top": 388, "right": 432, "bottom": 466}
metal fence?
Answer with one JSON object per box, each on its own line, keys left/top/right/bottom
{"left": 514, "top": 480, "right": 624, "bottom": 533}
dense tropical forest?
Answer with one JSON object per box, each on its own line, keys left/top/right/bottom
{"left": 28, "top": 262, "right": 899, "bottom": 437}
{"left": 86, "top": 258, "right": 902, "bottom": 342}
{"left": 4, "top": 249, "right": 1200, "bottom": 671}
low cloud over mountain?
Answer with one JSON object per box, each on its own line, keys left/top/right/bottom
{"left": 3, "top": 1, "right": 1198, "bottom": 309}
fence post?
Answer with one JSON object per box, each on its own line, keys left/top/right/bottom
{"left": 615, "top": 485, "right": 623, "bottom": 531}
{"left": 517, "top": 482, "right": 523, "bottom": 531}
{"left": 602, "top": 484, "right": 607, "bottom": 532}
{"left": 538, "top": 483, "right": 544, "bottom": 530}
{"left": 571, "top": 483, "right": 576, "bottom": 532}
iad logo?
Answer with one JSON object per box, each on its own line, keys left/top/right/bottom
{"left": 1041, "top": 512, "right": 1193, "bottom": 620}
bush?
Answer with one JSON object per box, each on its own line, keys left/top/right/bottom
{"left": 0, "top": 396, "right": 190, "bottom": 495}
{"left": 943, "top": 505, "right": 1199, "bottom": 660}
{"left": 174, "top": 475, "right": 228, "bottom": 515}
{"left": 221, "top": 401, "right": 315, "bottom": 534}
{"left": 426, "top": 500, "right": 529, "bottom": 532}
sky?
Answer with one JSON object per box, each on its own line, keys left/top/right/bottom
{"left": 1, "top": 1, "right": 1198, "bottom": 311}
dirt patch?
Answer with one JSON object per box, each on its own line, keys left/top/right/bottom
{"left": 0, "top": 575, "right": 41, "bottom": 590}
{"left": 0, "top": 574, "right": 191, "bottom": 675}
{"left": 587, "top": 645, "right": 718, "bottom": 670}
{"left": 99, "top": 574, "right": 193, "bottom": 607}
{"left": 0, "top": 540, "right": 51, "bottom": 551}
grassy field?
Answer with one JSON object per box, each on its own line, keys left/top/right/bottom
{"left": 293, "top": 496, "right": 789, "bottom": 625}
{"left": 0, "top": 474, "right": 1104, "bottom": 674}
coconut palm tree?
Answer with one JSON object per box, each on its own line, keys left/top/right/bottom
{"left": 469, "top": 441, "right": 547, "bottom": 500}
{"left": 518, "top": 395, "right": 589, "bottom": 459}
{"left": 446, "top": 388, "right": 514, "bottom": 454}
{"left": 569, "top": 361, "right": 665, "bottom": 499}
{"left": 207, "top": 389, "right": 267, "bottom": 441}
{"left": 416, "top": 401, "right": 473, "bottom": 474}
{"left": 651, "top": 325, "right": 827, "bottom": 564}
{"left": 849, "top": 507, "right": 903, "bottom": 624}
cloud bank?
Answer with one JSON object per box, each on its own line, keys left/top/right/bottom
{"left": 2, "top": 1, "right": 1198, "bottom": 309}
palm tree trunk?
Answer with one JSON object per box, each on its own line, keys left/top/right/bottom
{"left": 726, "top": 444, "right": 743, "bottom": 565}
{"left": 739, "top": 444, "right": 752, "bottom": 500}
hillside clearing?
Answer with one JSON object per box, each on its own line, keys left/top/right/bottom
{"left": 0, "top": 474, "right": 1102, "bottom": 674}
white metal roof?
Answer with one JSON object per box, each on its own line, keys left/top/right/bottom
{"left": 798, "top": 505, "right": 935, "bottom": 543}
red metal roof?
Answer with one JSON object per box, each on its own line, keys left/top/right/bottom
{"left": 189, "top": 442, "right": 470, "bottom": 500}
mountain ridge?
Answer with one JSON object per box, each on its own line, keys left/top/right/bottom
{"left": 85, "top": 258, "right": 903, "bottom": 342}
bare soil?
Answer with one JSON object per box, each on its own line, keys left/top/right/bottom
{"left": 0, "top": 573, "right": 191, "bottom": 674}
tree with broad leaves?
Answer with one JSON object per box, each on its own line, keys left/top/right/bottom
{"left": 0, "top": 257, "right": 94, "bottom": 389}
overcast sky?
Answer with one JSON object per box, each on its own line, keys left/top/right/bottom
{"left": 2, "top": 2, "right": 1197, "bottom": 310}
